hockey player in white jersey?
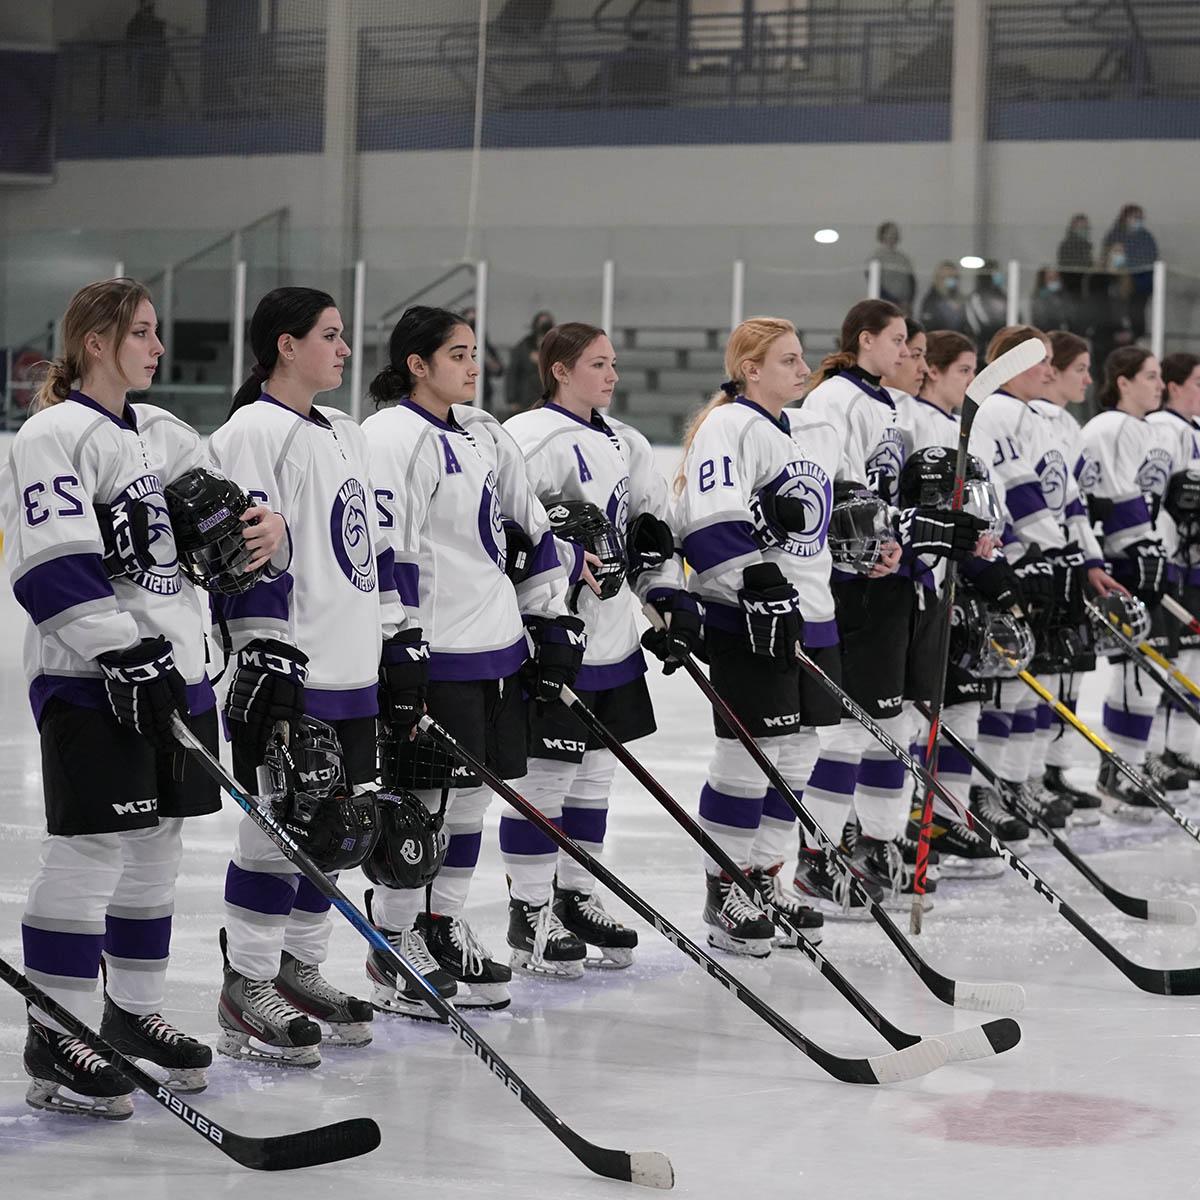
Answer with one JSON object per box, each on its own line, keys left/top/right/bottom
{"left": 212, "top": 287, "right": 382, "bottom": 1066}
{"left": 675, "top": 316, "right": 847, "bottom": 948}
{"left": 1, "top": 279, "right": 283, "bottom": 1116}
{"left": 364, "top": 306, "right": 584, "bottom": 1011}
{"left": 500, "top": 321, "right": 698, "bottom": 975}
{"left": 1152, "top": 352, "right": 1200, "bottom": 786}
{"left": 800, "top": 301, "right": 987, "bottom": 908}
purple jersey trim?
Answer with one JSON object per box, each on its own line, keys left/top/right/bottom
{"left": 213, "top": 571, "right": 294, "bottom": 624}
{"left": 429, "top": 637, "right": 528, "bottom": 682}
{"left": 13, "top": 552, "right": 115, "bottom": 628}
{"left": 1005, "top": 479, "right": 1050, "bottom": 522}
{"left": 683, "top": 520, "right": 758, "bottom": 574}
{"left": 304, "top": 683, "right": 379, "bottom": 721}
{"left": 1104, "top": 495, "right": 1152, "bottom": 537}
{"left": 576, "top": 649, "right": 646, "bottom": 691}
{"left": 701, "top": 599, "right": 838, "bottom": 648}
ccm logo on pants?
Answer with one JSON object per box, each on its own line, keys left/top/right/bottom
{"left": 112, "top": 798, "right": 158, "bottom": 816}
{"left": 543, "top": 737, "right": 587, "bottom": 754}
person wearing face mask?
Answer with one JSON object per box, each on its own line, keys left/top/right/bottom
{"left": 506, "top": 309, "right": 556, "bottom": 415}
{"left": 919, "top": 261, "right": 971, "bottom": 336}
{"left": 966, "top": 260, "right": 1009, "bottom": 354}
{"left": 1078, "top": 348, "right": 1173, "bottom": 817}
{"left": 1103, "top": 204, "right": 1158, "bottom": 341}
{"left": 1031, "top": 269, "right": 1074, "bottom": 334}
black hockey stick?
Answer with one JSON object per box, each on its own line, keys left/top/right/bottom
{"left": 666, "top": 646, "right": 1024, "bottom": 1015}
{"left": 750, "top": 652, "right": 1200, "bottom": 995}
{"left": 0, "top": 956, "right": 379, "bottom": 1170}
{"left": 418, "top": 714, "right": 948, "bottom": 1085}
{"left": 915, "top": 701, "right": 1196, "bottom": 926}
{"left": 169, "top": 718, "right": 674, "bottom": 1190}
{"left": 910, "top": 336, "right": 1048, "bottom": 935}
{"left": 559, "top": 687, "right": 1021, "bottom": 1063}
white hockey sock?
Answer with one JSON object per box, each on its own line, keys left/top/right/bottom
{"left": 557, "top": 748, "right": 616, "bottom": 892}
{"left": 429, "top": 785, "right": 493, "bottom": 917}
{"left": 500, "top": 758, "right": 573, "bottom": 906}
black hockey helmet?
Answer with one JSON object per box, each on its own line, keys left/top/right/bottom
{"left": 165, "top": 467, "right": 264, "bottom": 595}
{"left": 1166, "top": 468, "right": 1200, "bottom": 524}
{"left": 948, "top": 590, "right": 990, "bottom": 671}
{"left": 264, "top": 718, "right": 379, "bottom": 872}
{"left": 976, "top": 611, "right": 1036, "bottom": 678}
{"left": 827, "top": 481, "right": 890, "bottom": 574}
{"left": 361, "top": 790, "right": 448, "bottom": 891}
{"left": 1091, "top": 591, "right": 1152, "bottom": 657}
{"left": 898, "top": 447, "right": 1004, "bottom": 538}
{"left": 544, "top": 497, "right": 627, "bottom": 601}
{"left": 379, "top": 727, "right": 474, "bottom": 791}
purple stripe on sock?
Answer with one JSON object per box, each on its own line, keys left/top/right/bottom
{"left": 292, "top": 875, "right": 332, "bottom": 915}
{"left": 699, "top": 783, "right": 764, "bottom": 830}
{"left": 762, "top": 787, "right": 796, "bottom": 823}
{"left": 562, "top": 805, "right": 608, "bottom": 846}
{"left": 978, "top": 711, "right": 1011, "bottom": 739}
{"left": 1035, "top": 703, "right": 1052, "bottom": 731}
{"left": 1011, "top": 708, "right": 1038, "bottom": 736}
{"left": 23, "top": 924, "right": 103, "bottom": 981}
{"left": 938, "top": 744, "right": 973, "bottom": 778}
{"left": 807, "top": 756, "right": 858, "bottom": 799}
{"left": 858, "top": 756, "right": 907, "bottom": 790}
{"left": 105, "top": 913, "right": 172, "bottom": 961}
{"left": 499, "top": 813, "right": 560, "bottom": 857}
{"left": 1102, "top": 702, "right": 1153, "bottom": 743}
{"left": 444, "top": 831, "right": 482, "bottom": 870}
{"left": 224, "top": 862, "right": 299, "bottom": 916}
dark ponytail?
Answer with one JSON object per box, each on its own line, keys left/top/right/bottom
{"left": 228, "top": 286, "right": 337, "bottom": 418}
{"left": 370, "top": 305, "right": 468, "bottom": 408}
{"left": 808, "top": 298, "right": 904, "bottom": 389}
{"left": 1098, "top": 346, "right": 1154, "bottom": 409}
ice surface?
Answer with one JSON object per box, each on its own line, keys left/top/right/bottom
{"left": 1, "top": 580, "right": 1199, "bottom": 1199}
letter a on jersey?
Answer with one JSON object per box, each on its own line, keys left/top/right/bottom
{"left": 574, "top": 444, "right": 592, "bottom": 483}
{"left": 440, "top": 434, "right": 462, "bottom": 475}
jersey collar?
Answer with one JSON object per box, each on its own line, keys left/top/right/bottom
{"left": 68, "top": 389, "right": 138, "bottom": 431}
{"left": 400, "top": 397, "right": 466, "bottom": 433}
{"left": 915, "top": 396, "right": 956, "bottom": 422}
{"left": 544, "top": 401, "right": 616, "bottom": 436}
{"left": 258, "top": 392, "right": 332, "bottom": 429}
{"left": 1162, "top": 406, "right": 1199, "bottom": 429}
{"left": 838, "top": 368, "right": 894, "bottom": 409}
{"left": 734, "top": 396, "right": 790, "bottom": 434}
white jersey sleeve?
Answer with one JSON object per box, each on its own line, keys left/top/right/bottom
{"left": 1078, "top": 410, "right": 1161, "bottom": 560}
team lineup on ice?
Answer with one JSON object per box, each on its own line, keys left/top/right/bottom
{"left": 4, "top": 281, "right": 1200, "bottom": 1198}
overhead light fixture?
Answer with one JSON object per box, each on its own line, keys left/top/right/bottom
{"left": 814, "top": 228, "right": 840, "bottom": 244}
{"left": 960, "top": 255, "right": 985, "bottom": 269}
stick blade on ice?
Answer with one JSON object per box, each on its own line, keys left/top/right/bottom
{"left": 965, "top": 337, "right": 1046, "bottom": 404}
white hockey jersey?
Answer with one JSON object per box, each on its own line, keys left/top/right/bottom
{"left": 900, "top": 394, "right": 958, "bottom": 454}
{"left": 209, "top": 395, "right": 383, "bottom": 721}
{"left": 1027, "top": 399, "right": 1104, "bottom": 566}
{"left": 675, "top": 397, "right": 841, "bottom": 647}
{"left": 364, "top": 400, "right": 567, "bottom": 683}
{"left": 2, "top": 393, "right": 213, "bottom": 725}
{"left": 1077, "top": 409, "right": 1171, "bottom": 563}
{"left": 1145, "top": 408, "right": 1200, "bottom": 570}
{"left": 504, "top": 403, "right": 683, "bottom": 691}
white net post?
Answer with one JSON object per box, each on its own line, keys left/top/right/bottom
{"left": 473, "top": 259, "right": 488, "bottom": 409}
{"left": 112, "top": 262, "right": 124, "bottom": 279}
{"left": 1151, "top": 260, "right": 1166, "bottom": 360}
{"left": 731, "top": 259, "right": 745, "bottom": 331}
{"left": 601, "top": 259, "right": 615, "bottom": 334}
{"left": 231, "top": 259, "right": 247, "bottom": 393}
{"left": 160, "top": 264, "right": 174, "bottom": 392}
{"left": 867, "top": 258, "right": 882, "bottom": 300}
{"left": 1006, "top": 259, "right": 1020, "bottom": 326}
{"left": 350, "top": 259, "right": 366, "bottom": 420}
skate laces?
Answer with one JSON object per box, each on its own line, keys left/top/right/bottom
{"left": 138, "top": 1013, "right": 184, "bottom": 1045}
{"left": 390, "top": 927, "right": 442, "bottom": 979}
{"left": 573, "top": 892, "right": 620, "bottom": 929}
{"left": 292, "top": 962, "right": 348, "bottom": 1005}
{"left": 59, "top": 1034, "right": 109, "bottom": 1075}
{"left": 721, "top": 879, "right": 766, "bottom": 924}
{"left": 448, "top": 916, "right": 489, "bottom": 978}
{"left": 243, "top": 979, "right": 308, "bottom": 1026}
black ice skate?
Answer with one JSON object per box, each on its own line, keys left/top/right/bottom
{"left": 1162, "top": 748, "right": 1200, "bottom": 796}
{"left": 216, "top": 928, "right": 321, "bottom": 1067}
{"left": 275, "top": 950, "right": 373, "bottom": 1047}
{"left": 508, "top": 896, "right": 587, "bottom": 979}
{"left": 1097, "top": 760, "right": 1157, "bottom": 824}
{"left": 792, "top": 845, "right": 881, "bottom": 919}
{"left": 1042, "top": 765, "right": 1104, "bottom": 822}
{"left": 744, "top": 862, "right": 824, "bottom": 948}
{"left": 906, "top": 812, "right": 1003, "bottom": 879}
{"left": 364, "top": 889, "right": 458, "bottom": 1021}
{"left": 703, "top": 871, "right": 774, "bottom": 957}
{"left": 846, "top": 828, "right": 933, "bottom": 912}
{"left": 99, "top": 994, "right": 212, "bottom": 1092}
{"left": 554, "top": 882, "right": 639, "bottom": 968}
{"left": 24, "top": 1015, "right": 135, "bottom": 1120}
{"left": 970, "top": 785, "right": 1031, "bottom": 846}
{"left": 1143, "top": 752, "right": 1191, "bottom": 794}
{"left": 418, "top": 911, "right": 512, "bottom": 1010}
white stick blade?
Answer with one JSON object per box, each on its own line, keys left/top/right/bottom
{"left": 1148, "top": 898, "right": 1198, "bottom": 925}
{"left": 630, "top": 1151, "right": 676, "bottom": 1190}
{"left": 953, "top": 981, "right": 1026, "bottom": 1014}
{"left": 867, "top": 1037, "right": 949, "bottom": 1084}
{"left": 966, "top": 337, "right": 1046, "bottom": 404}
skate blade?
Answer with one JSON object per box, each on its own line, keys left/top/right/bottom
{"left": 370, "top": 985, "right": 453, "bottom": 1022}
{"left": 319, "top": 1021, "right": 373, "bottom": 1047}
{"left": 1100, "top": 795, "right": 1156, "bottom": 824}
{"left": 216, "top": 1028, "right": 320, "bottom": 1068}
{"left": 160, "top": 1065, "right": 208, "bottom": 1093}
{"left": 773, "top": 927, "right": 824, "bottom": 949}
{"left": 510, "top": 949, "right": 586, "bottom": 980}
{"left": 583, "top": 946, "right": 636, "bottom": 969}
{"left": 1067, "top": 808, "right": 1102, "bottom": 829}
{"left": 883, "top": 894, "right": 934, "bottom": 914}
{"left": 705, "top": 928, "right": 772, "bottom": 958}
{"left": 26, "top": 1079, "right": 134, "bottom": 1120}
{"left": 938, "top": 859, "right": 1006, "bottom": 880}
{"left": 455, "top": 982, "right": 512, "bottom": 1010}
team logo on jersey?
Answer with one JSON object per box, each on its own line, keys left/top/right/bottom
{"left": 115, "top": 474, "right": 180, "bottom": 596}
{"left": 1076, "top": 453, "right": 1102, "bottom": 491}
{"left": 1036, "top": 449, "right": 1068, "bottom": 515}
{"left": 1137, "top": 447, "right": 1172, "bottom": 499}
{"left": 750, "top": 459, "right": 832, "bottom": 558}
{"left": 330, "top": 478, "right": 376, "bottom": 593}
{"left": 478, "top": 471, "right": 506, "bottom": 573}
{"left": 866, "top": 428, "right": 906, "bottom": 504}
{"left": 606, "top": 475, "right": 630, "bottom": 535}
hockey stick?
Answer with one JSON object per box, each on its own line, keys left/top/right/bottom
{"left": 1000, "top": 647, "right": 1200, "bottom": 848}
{"left": 915, "top": 701, "right": 1196, "bottom": 925}
{"left": 418, "top": 714, "right": 947, "bottom": 1086}
{"left": 0, "top": 956, "right": 380, "bottom": 1170}
{"left": 559, "top": 687, "right": 1021, "bottom": 1063}
{"left": 777, "top": 643, "right": 1200, "bottom": 994}
{"left": 1162, "top": 592, "right": 1200, "bottom": 638}
{"left": 910, "top": 335, "right": 1048, "bottom": 935}
{"left": 168, "top": 718, "right": 674, "bottom": 1190}
{"left": 651, "top": 634, "right": 1024, "bottom": 1015}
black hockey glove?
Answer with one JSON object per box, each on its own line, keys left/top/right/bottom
{"left": 897, "top": 507, "right": 987, "bottom": 562}
{"left": 502, "top": 519, "right": 534, "bottom": 584}
{"left": 963, "top": 555, "right": 1023, "bottom": 612}
{"left": 97, "top": 636, "right": 187, "bottom": 752}
{"left": 1125, "top": 540, "right": 1168, "bottom": 608}
{"left": 94, "top": 498, "right": 154, "bottom": 580}
{"left": 641, "top": 589, "right": 703, "bottom": 675}
{"left": 225, "top": 637, "right": 309, "bottom": 760}
{"left": 626, "top": 512, "right": 675, "bottom": 581}
{"left": 739, "top": 562, "right": 802, "bottom": 664}
{"left": 1012, "top": 547, "right": 1055, "bottom": 619}
{"left": 380, "top": 627, "right": 430, "bottom": 741}
{"left": 523, "top": 615, "right": 587, "bottom": 704}
{"left": 1045, "top": 542, "right": 1088, "bottom": 625}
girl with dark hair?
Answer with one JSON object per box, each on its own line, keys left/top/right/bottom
{"left": 799, "top": 300, "right": 985, "bottom": 909}
{"left": 210, "top": 286, "right": 381, "bottom": 1067}
{"left": 499, "top": 322, "right": 697, "bottom": 974}
{"left": 1, "top": 278, "right": 283, "bottom": 1116}
{"left": 362, "top": 306, "right": 584, "bottom": 1011}
{"left": 1077, "top": 347, "right": 1170, "bottom": 817}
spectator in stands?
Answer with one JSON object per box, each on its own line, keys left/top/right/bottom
{"left": 1089, "top": 241, "right": 1136, "bottom": 382}
{"left": 461, "top": 305, "right": 504, "bottom": 411}
{"left": 965, "top": 260, "right": 1008, "bottom": 353}
{"left": 126, "top": 1, "right": 167, "bottom": 111}
{"left": 1031, "top": 268, "right": 1074, "bottom": 333}
{"left": 1103, "top": 203, "right": 1158, "bottom": 340}
{"left": 870, "top": 222, "right": 916, "bottom": 313}
{"left": 919, "top": 261, "right": 970, "bottom": 335}
{"left": 505, "top": 309, "right": 555, "bottom": 414}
